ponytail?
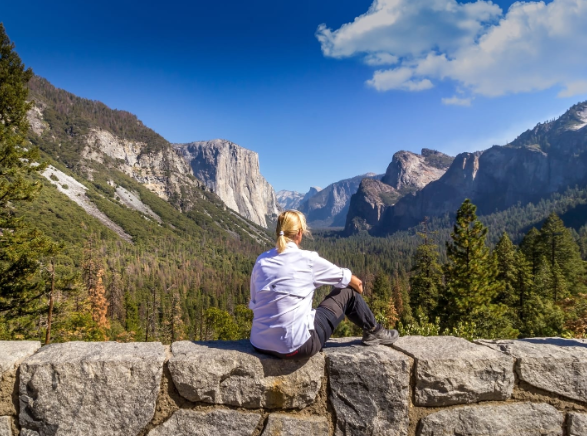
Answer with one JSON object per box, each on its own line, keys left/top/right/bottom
{"left": 275, "top": 210, "right": 310, "bottom": 253}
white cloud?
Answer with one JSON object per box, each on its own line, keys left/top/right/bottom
{"left": 317, "top": 0, "right": 587, "bottom": 100}
{"left": 442, "top": 96, "right": 472, "bottom": 106}
{"left": 366, "top": 67, "right": 434, "bottom": 91}
{"left": 364, "top": 52, "right": 398, "bottom": 66}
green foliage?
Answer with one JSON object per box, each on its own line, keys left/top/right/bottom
{"left": 0, "top": 24, "right": 61, "bottom": 322}
{"left": 442, "top": 200, "right": 513, "bottom": 338}
{"left": 410, "top": 225, "right": 443, "bottom": 317}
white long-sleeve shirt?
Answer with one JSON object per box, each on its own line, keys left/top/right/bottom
{"left": 249, "top": 241, "right": 352, "bottom": 354}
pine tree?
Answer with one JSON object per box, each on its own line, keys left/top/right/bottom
{"left": 0, "top": 24, "right": 56, "bottom": 318}
{"left": 520, "top": 228, "right": 542, "bottom": 276}
{"left": 89, "top": 269, "right": 110, "bottom": 332}
{"left": 538, "top": 213, "right": 586, "bottom": 297}
{"left": 410, "top": 224, "right": 443, "bottom": 317}
{"left": 494, "top": 232, "right": 517, "bottom": 307}
{"left": 443, "top": 199, "right": 513, "bottom": 338}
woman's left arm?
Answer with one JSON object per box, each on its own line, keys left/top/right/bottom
{"left": 312, "top": 253, "right": 352, "bottom": 289}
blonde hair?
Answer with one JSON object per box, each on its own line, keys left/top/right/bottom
{"left": 276, "top": 210, "right": 310, "bottom": 253}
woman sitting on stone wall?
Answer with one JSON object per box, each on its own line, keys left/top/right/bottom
{"left": 249, "top": 210, "right": 399, "bottom": 359}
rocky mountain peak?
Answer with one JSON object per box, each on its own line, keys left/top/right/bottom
{"left": 174, "top": 140, "right": 279, "bottom": 228}
{"left": 381, "top": 149, "right": 453, "bottom": 192}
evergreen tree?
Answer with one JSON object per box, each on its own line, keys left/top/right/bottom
{"left": 0, "top": 24, "right": 57, "bottom": 320}
{"left": 410, "top": 224, "right": 443, "bottom": 317}
{"left": 443, "top": 199, "right": 513, "bottom": 338}
{"left": 538, "top": 213, "right": 586, "bottom": 297}
{"left": 494, "top": 232, "right": 517, "bottom": 307}
{"left": 520, "top": 228, "right": 542, "bottom": 276}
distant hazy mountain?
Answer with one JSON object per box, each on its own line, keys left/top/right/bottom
{"left": 276, "top": 186, "right": 322, "bottom": 210}
{"left": 298, "top": 174, "right": 382, "bottom": 228}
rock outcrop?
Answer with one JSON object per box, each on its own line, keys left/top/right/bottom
{"left": 298, "top": 174, "right": 382, "bottom": 228}
{"left": 168, "top": 340, "right": 324, "bottom": 409}
{"left": 344, "top": 149, "right": 453, "bottom": 234}
{"left": 377, "top": 101, "right": 587, "bottom": 233}
{"left": 344, "top": 179, "right": 400, "bottom": 234}
{"left": 381, "top": 149, "right": 452, "bottom": 192}
{"left": 174, "top": 140, "right": 279, "bottom": 227}
{"left": 83, "top": 128, "right": 202, "bottom": 206}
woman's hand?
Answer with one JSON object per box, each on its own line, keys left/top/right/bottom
{"left": 349, "top": 275, "right": 364, "bottom": 294}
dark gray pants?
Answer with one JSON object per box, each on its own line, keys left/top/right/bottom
{"left": 255, "top": 287, "right": 377, "bottom": 359}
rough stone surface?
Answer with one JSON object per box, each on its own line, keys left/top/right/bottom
{"left": 478, "top": 338, "right": 587, "bottom": 402}
{"left": 169, "top": 341, "right": 324, "bottom": 409}
{"left": 568, "top": 412, "right": 587, "bottom": 436}
{"left": 261, "top": 414, "right": 329, "bottom": 436}
{"left": 19, "top": 341, "right": 165, "bottom": 436}
{"left": 0, "top": 341, "right": 41, "bottom": 416}
{"left": 83, "top": 128, "right": 202, "bottom": 207}
{"left": 147, "top": 409, "right": 261, "bottom": 436}
{"left": 393, "top": 336, "right": 514, "bottom": 406}
{"left": 324, "top": 338, "right": 410, "bottom": 436}
{"left": 418, "top": 402, "right": 563, "bottom": 436}
{"left": 345, "top": 178, "right": 400, "bottom": 234}
{"left": 0, "top": 416, "right": 12, "bottom": 436}
{"left": 174, "top": 140, "right": 279, "bottom": 227}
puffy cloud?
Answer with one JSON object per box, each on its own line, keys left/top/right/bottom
{"left": 367, "top": 67, "right": 434, "bottom": 91}
{"left": 317, "top": 0, "right": 587, "bottom": 99}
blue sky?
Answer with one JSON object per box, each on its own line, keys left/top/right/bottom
{"left": 3, "top": 0, "right": 587, "bottom": 193}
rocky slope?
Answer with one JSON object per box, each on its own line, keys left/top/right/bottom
{"left": 174, "top": 140, "right": 280, "bottom": 228}
{"left": 344, "top": 178, "right": 400, "bottom": 234}
{"left": 345, "top": 149, "right": 453, "bottom": 234}
{"left": 376, "top": 101, "right": 587, "bottom": 234}
{"left": 276, "top": 187, "right": 321, "bottom": 210}
{"left": 298, "top": 174, "right": 382, "bottom": 228}
{"left": 28, "top": 77, "right": 204, "bottom": 212}
{"left": 25, "top": 76, "right": 273, "bottom": 246}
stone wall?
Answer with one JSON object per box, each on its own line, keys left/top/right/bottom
{"left": 2, "top": 336, "right": 587, "bottom": 436}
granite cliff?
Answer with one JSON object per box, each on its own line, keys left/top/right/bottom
{"left": 345, "top": 149, "right": 453, "bottom": 234}
{"left": 376, "top": 101, "right": 587, "bottom": 233}
{"left": 174, "top": 140, "right": 280, "bottom": 228}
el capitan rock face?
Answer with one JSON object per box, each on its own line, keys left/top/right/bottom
{"left": 174, "top": 140, "right": 279, "bottom": 228}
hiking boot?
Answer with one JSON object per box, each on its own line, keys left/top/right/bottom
{"left": 362, "top": 325, "right": 399, "bottom": 346}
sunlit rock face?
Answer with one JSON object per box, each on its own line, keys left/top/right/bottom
{"left": 174, "top": 139, "right": 279, "bottom": 227}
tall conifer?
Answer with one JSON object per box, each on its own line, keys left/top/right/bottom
{"left": 443, "top": 199, "right": 513, "bottom": 337}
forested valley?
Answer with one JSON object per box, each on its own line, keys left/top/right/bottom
{"left": 2, "top": 23, "right": 587, "bottom": 344}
